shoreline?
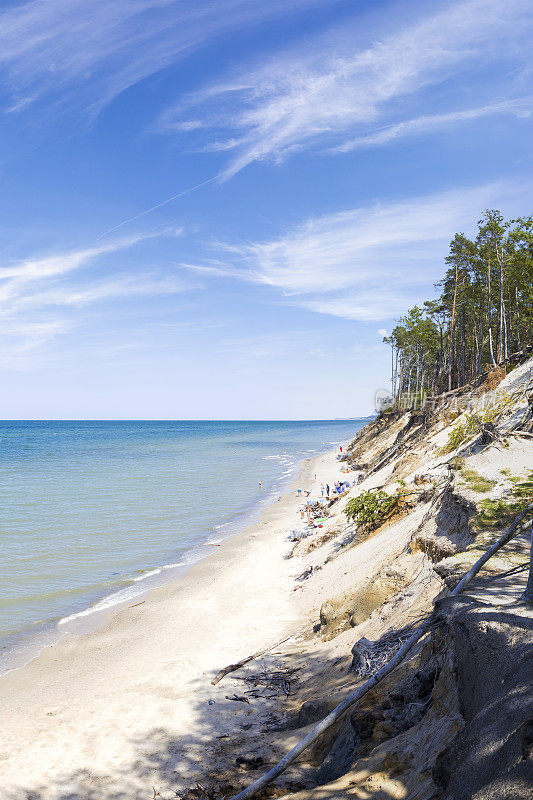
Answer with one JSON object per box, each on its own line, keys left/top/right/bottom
{"left": 1, "top": 364, "right": 531, "bottom": 799}
{"left": 0, "top": 441, "right": 353, "bottom": 796}
{"left": 0, "top": 436, "right": 352, "bottom": 677}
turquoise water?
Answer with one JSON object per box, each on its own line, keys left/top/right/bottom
{"left": 0, "top": 419, "right": 365, "bottom": 669}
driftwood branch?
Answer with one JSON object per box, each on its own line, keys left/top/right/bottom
{"left": 228, "top": 503, "right": 533, "bottom": 800}
{"left": 212, "top": 636, "right": 293, "bottom": 685}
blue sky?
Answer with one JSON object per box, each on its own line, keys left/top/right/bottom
{"left": 0, "top": 0, "right": 531, "bottom": 419}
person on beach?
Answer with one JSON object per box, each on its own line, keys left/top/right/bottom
{"left": 321, "top": 483, "right": 324, "bottom": 496}
{"left": 326, "top": 483, "right": 330, "bottom": 497}
{"left": 259, "top": 480, "right": 262, "bottom": 488}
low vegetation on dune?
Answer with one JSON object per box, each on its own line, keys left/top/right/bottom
{"left": 344, "top": 487, "right": 416, "bottom": 532}
{"left": 472, "top": 471, "right": 533, "bottom": 530}
{"left": 453, "top": 460, "right": 496, "bottom": 493}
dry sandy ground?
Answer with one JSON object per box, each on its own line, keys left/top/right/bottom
{"left": 0, "top": 446, "right": 360, "bottom": 799}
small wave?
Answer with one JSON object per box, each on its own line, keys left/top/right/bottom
{"left": 58, "top": 584, "right": 145, "bottom": 625}
{"left": 58, "top": 551, "right": 204, "bottom": 625}
{"left": 131, "top": 560, "right": 185, "bottom": 582}
{"left": 213, "top": 521, "right": 232, "bottom": 530}
{"left": 279, "top": 467, "right": 295, "bottom": 477}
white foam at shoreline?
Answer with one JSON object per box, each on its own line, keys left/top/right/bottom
{"left": 58, "top": 549, "right": 206, "bottom": 625}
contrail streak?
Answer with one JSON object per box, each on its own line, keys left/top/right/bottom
{"left": 96, "top": 175, "right": 218, "bottom": 240}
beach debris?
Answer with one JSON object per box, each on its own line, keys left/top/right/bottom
{"left": 295, "top": 566, "right": 314, "bottom": 581}
{"left": 236, "top": 755, "right": 264, "bottom": 771}
{"left": 184, "top": 783, "right": 216, "bottom": 800}
{"left": 225, "top": 694, "right": 250, "bottom": 704}
{"left": 239, "top": 668, "right": 297, "bottom": 699}
{"left": 211, "top": 635, "right": 293, "bottom": 685}
{"left": 350, "top": 625, "right": 424, "bottom": 677}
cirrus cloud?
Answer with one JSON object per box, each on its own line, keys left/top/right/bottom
{"left": 161, "top": 0, "right": 533, "bottom": 178}
{"left": 0, "top": 0, "right": 336, "bottom": 117}
{"left": 180, "top": 181, "right": 519, "bottom": 321}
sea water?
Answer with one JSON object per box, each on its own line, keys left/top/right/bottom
{"left": 0, "top": 419, "right": 366, "bottom": 671}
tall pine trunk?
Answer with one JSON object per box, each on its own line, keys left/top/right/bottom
{"left": 449, "top": 262, "right": 458, "bottom": 390}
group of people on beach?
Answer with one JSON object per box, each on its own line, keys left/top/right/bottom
{"left": 295, "top": 480, "right": 350, "bottom": 501}
{"left": 319, "top": 480, "right": 349, "bottom": 498}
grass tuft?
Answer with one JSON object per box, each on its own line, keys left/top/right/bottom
{"left": 472, "top": 471, "right": 533, "bottom": 530}
{"left": 458, "top": 468, "right": 496, "bottom": 493}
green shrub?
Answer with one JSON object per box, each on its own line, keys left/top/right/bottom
{"left": 344, "top": 489, "right": 406, "bottom": 530}
{"left": 439, "top": 413, "right": 480, "bottom": 454}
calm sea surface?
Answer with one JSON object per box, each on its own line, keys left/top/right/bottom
{"left": 0, "top": 419, "right": 366, "bottom": 670}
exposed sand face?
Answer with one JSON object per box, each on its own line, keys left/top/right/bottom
{"left": 0, "top": 447, "right": 350, "bottom": 799}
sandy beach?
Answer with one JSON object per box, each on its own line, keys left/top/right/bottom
{"left": 0, "top": 445, "right": 350, "bottom": 798}
{"left": 2, "top": 358, "right": 532, "bottom": 800}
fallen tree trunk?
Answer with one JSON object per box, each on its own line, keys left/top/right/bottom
{"left": 212, "top": 636, "right": 293, "bottom": 685}
{"left": 228, "top": 503, "right": 533, "bottom": 800}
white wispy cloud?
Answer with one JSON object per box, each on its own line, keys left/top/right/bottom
{"left": 0, "top": 229, "right": 189, "bottom": 362}
{"left": 9, "top": 274, "right": 191, "bottom": 312}
{"left": 162, "top": 0, "right": 533, "bottom": 177}
{"left": 1, "top": 233, "right": 151, "bottom": 284}
{"left": 0, "top": 0, "right": 333, "bottom": 116}
{"left": 332, "top": 99, "right": 533, "bottom": 153}
{"left": 0, "top": 319, "right": 68, "bottom": 348}
{"left": 0, "top": 319, "right": 70, "bottom": 370}
{"left": 180, "top": 182, "right": 514, "bottom": 321}
{"left": 0, "top": 230, "right": 181, "bottom": 305}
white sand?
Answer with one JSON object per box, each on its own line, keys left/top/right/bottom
{"left": 0, "top": 447, "right": 348, "bottom": 799}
